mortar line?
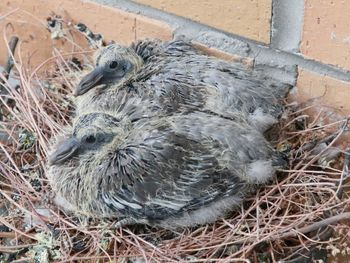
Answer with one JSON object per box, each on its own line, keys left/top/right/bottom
{"left": 269, "top": 0, "right": 274, "bottom": 45}
{"left": 270, "top": 0, "right": 304, "bottom": 52}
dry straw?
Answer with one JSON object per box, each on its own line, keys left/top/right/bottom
{"left": 0, "top": 10, "right": 350, "bottom": 263}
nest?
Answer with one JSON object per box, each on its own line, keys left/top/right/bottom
{"left": 1, "top": 11, "right": 350, "bottom": 263}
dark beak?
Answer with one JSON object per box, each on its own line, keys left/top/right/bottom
{"left": 48, "top": 137, "right": 80, "bottom": 165}
{"left": 74, "top": 66, "right": 104, "bottom": 96}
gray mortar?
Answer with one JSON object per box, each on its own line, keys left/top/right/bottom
{"left": 271, "top": 0, "right": 304, "bottom": 52}
{"left": 90, "top": 0, "right": 350, "bottom": 84}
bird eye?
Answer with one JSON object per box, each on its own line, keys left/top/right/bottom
{"left": 85, "top": 135, "right": 96, "bottom": 144}
{"left": 109, "top": 61, "right": 118, "bottom": 69}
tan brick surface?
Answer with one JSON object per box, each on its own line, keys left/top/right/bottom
{"left": 301, "top": 0, "right": 350, "bottom": 71}
{"left": 133, "top": 0, "right": 272, "bottom": 43}
{"left": 294, "top": 69, "right": 350, "bottom": 116}
{"left": 0, "top": 0, "right": 172, "bottom": 68}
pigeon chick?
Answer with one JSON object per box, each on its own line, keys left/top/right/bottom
{"left": 74, "top": 43, "right": 217, "bottom": 120}
{"left": 47, "top": 111, "right": 286, "bottom": 228}
{"left": 74, "top": 40, "right": 291, "bottom": 132}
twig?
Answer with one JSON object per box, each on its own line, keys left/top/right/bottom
{"left": 337, "top": 147, "right": 350, "bottom": 199}
{"left": 1, "top": 35, "right": 19, "bottom": 81}
{"left": 4, "top": 36, "right": 19, "bottom": 77}
{"left": 0, "top": 8, "right": 19, "bottom": 21}
{"left": 295, "top": 145, "right": 350, "bottom": 262}
{"left": 0, "top": 231, "right": 17, "bottom": 238}
{"left": 0, "top": 36, "right": 19, "bottom": 121}
{"left": 278, "top": 212, "right": 350, "bottom": 240}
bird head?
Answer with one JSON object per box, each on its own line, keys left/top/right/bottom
{"left": 48, "top": 112, "right": 123, "bottom": 165}
{"left": 47, "top": 112, "right": 129, "bottom": 217}
{"left": 74, "top": 44, "right": 144, "bottom": 96}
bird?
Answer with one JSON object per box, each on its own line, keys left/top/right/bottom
{"left": 47, "top": 110, "right": 287, "bottom": 228}
{"left": 73, "top": 39, "right": 292, "bottom": 132}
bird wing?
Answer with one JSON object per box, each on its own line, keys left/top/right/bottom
{"left": 133, "top": 43, "right": 291, "bottom": 123}
{"left": 131, "top": 38, "right": 196, "bottom": 61}
{"left": 98, "top": 117, "right": 247, "bottom": 222}
{"left": 98, "top": 112, "right": 275, "bottom": 222}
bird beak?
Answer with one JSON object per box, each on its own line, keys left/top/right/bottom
{"left": 74, "top": 66, "right": 104, "bottom": 96}
{"left": 48, "top": 137, "right": 80, "bottom": 165}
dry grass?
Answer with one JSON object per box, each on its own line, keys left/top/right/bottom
{"left": 1, "top": 11, "right": 350, "bottom": 263}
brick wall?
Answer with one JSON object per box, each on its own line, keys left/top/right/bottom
{"left": 298, "top": 0, "right": 350, "bottom": 116}
{"left": 0, "top": 0, "right": 172, "bottom": 69}
{"left": 1, "top": 0, "right": 350, "bottom": 117}
{"left": 134, "top": 0, "right": 272, "bottom": 43}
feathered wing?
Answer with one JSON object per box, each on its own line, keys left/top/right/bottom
{"left": 98, "top": 112, "right": 278, "bottom": 223}
{"left": 201, "top": 59, "right": 291, "bottom": 115}
{"left": 130, "top": 39, "right": 196, "bottom": 61}
{"left": 99, "top": 128, "right": 243, "bottom": 222}
{"left": 131, "top": 39, "right": 292, "bottom": 131}
{"left": 131, "top": 37, "right": 291, "bottom": 108}
{"left": 177, "top": 56, "right": 289, "bottom": 110}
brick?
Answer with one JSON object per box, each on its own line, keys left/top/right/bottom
{"left": 301, "top": 0, "right": 350, "bottom": 71}
{"left": 0, "top": 0, "right": 172, "bottom": 68}
{"left": 133, "top": 0, "right": 272, "bottom": 43}
{"left": 293, "top": 69, "right": 350, "bottom": 146}
{"left": 294, "top": 69, "right": 350, "bottom": 116}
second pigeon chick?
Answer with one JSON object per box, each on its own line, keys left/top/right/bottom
{"left": 47, "top": 110, "right": 286, "bottom": 228}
